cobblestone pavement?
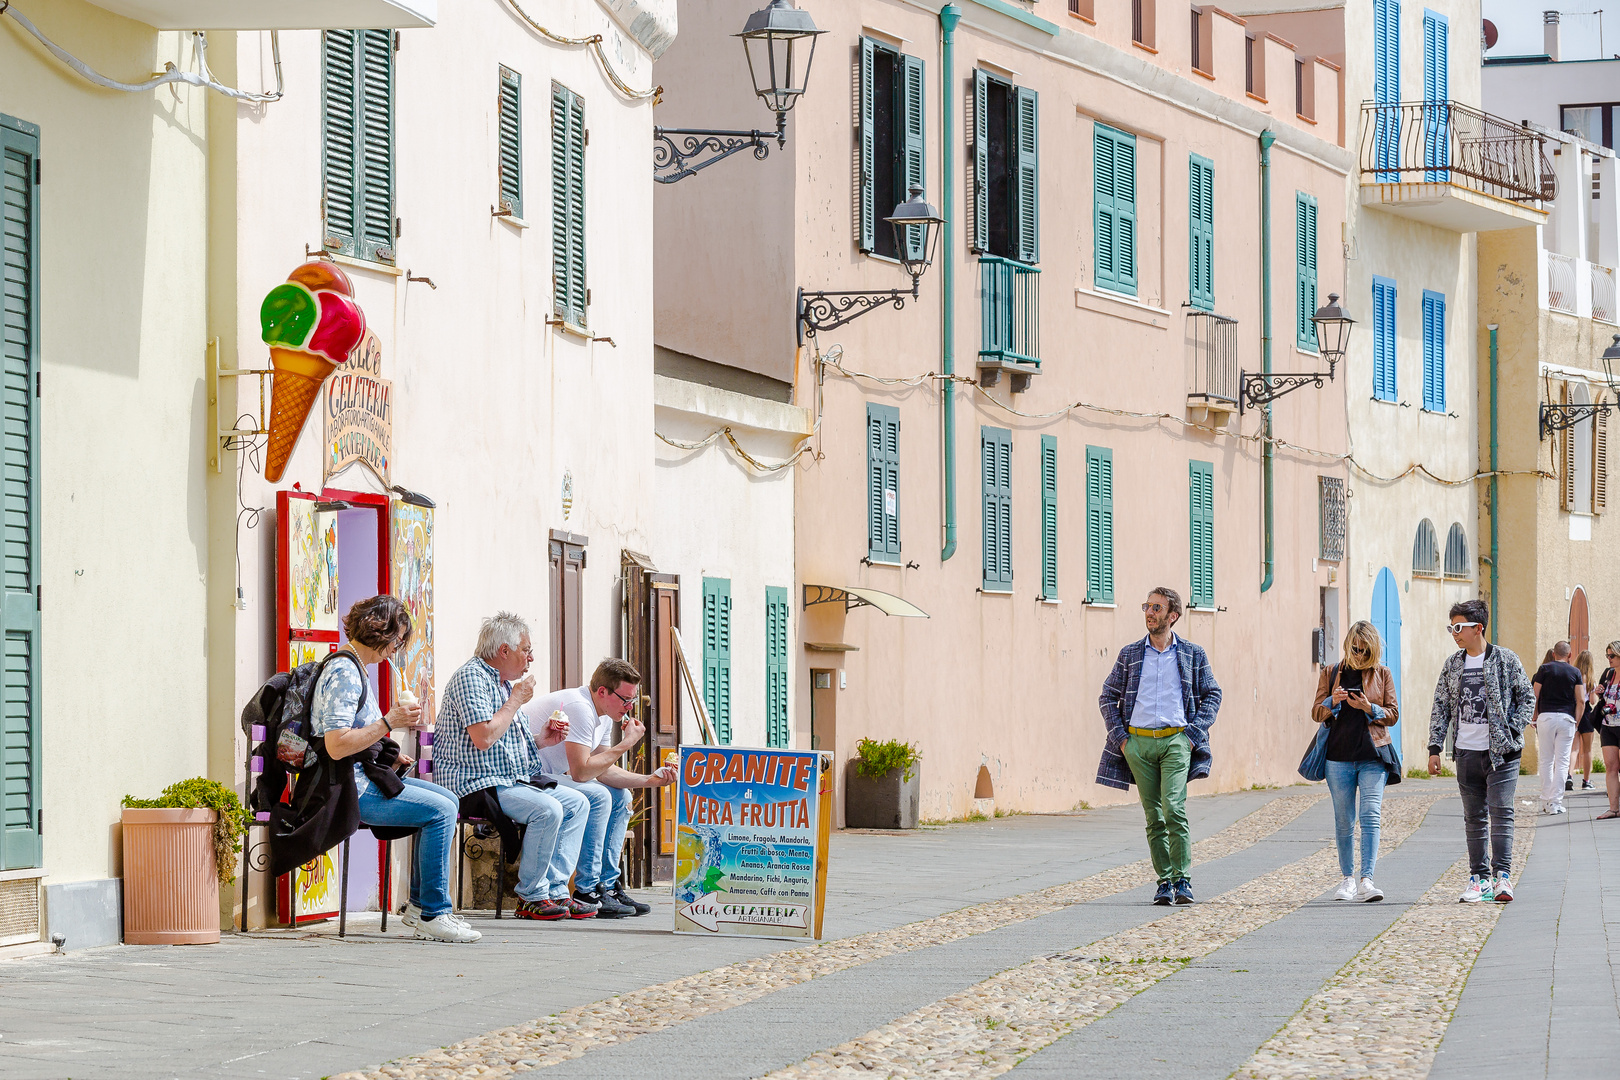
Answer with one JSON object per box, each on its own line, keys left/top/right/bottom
{"left": 2, "top": 779, "right": 1614, "bottom": 1080}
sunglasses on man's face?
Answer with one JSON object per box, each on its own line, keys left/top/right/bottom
{"left": 1447, "top": 622, "right": 1481, "bottom": 634}
{"left": 1142, "top": 603, "right": 1167, "bottom": 614}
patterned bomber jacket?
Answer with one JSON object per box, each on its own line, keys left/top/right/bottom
{"left": 1427, "top": 644, "right": 1536, "bottom": 769}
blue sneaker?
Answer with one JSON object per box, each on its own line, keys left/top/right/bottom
{"left": 1173, "top": 877, "right": 1196, "bottom": 904}
{"left": 1153, "top": 880, "right": 1175, "bottom": 905}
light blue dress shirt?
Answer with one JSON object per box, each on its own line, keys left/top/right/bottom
{"left": 1129, "top": 634, "right": 1187, "bottom": 729}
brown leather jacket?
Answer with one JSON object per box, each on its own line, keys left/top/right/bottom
{"left": 1311, "top": 663, "right": 1399, "bottom": 748}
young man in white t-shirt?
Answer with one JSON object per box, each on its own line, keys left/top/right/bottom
{"left": 1428, "top": 599, "right": 1536, "bottom": 903}
{"left": 532, "top": 658, "right": 676, "bottom": 917}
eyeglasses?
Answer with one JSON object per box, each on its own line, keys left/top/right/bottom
{"left": 1141, "top": 603, "right": 1167, "bottom": 614}
{"left": 1446, "top": 622, "right": 1481, "bottom": 634}
{"left": 611, "top": 687, "right": 637, "bottom": 708}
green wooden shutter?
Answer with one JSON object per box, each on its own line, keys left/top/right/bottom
{"left": 1296, "top": 192, "right": 1318, "bottom": 350}
{"left": 900, "top": 53, "right": 927, "bottom": 262}
{"left": 867, "top": 403, "right": 901, "bottom": 562}
{"left": 322, "top": 30, "right": 394, "bottom": 263}
{"left": 1040, "top": 435, "right": 1058, "bottom": 599}
{"left": 498, "top": 67, "right": 522, "bottom": 219}
{"left": 765, "top": 586, "right": 789, "bottom": 749}
{"left": 1013, "top": 85, "right": 1039, "bottom": 264}
{"left": 1189, "top": 460, "right": 1215, "bottom": 609}
{"left": 858, "top": 37, "right": 877, "bottom": 253}
{"left": 552, "top": 83, "right": 587, "bottom": 328}
{"left": 1189, "top": 156, "right": 1214, "bottom": 310}
{"left": 1094, "top": 124, "right": 1136, "bottom": 295}
{"left": 1085, "top": 445, "right": 1115, "bottom": 603}
{"left": 358, "top": 29, "right": 395, "bottom": 262}
{"left": 702, "top": 577, "right": 732, "bottom": 744}
{"left": 981, "top": 427, "right": 1013, "bottom": 590}
{"left": 321, "top": 31, "right": 359, "bottom": 256}
{"left": 0, "top": 116, "right": 42, "bottom": 870}
{"left": 971, "top": 68, "right": 989, "bottom": 253}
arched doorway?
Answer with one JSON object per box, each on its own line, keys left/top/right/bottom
{"left": 1371, "top": 568, "right": 1403, "bottom": 751}
{"left": 1570, "top": 586, "right": 1590, "bottom": 659}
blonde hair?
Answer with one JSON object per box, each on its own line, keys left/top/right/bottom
{"left": 1342, "top": 620, "right": 1382, "bottom": 670}
{"left": 1577, "top": 649, "right": 1596, "bottom": 685}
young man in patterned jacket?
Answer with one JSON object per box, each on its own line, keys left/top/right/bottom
{"left": 1428, "top": 598, "right": 1536, "bottom": 903}
{"left": 1095, "top": 587, "right": 1223, "bottom": 906}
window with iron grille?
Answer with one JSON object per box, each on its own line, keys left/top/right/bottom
{"left": 1413, "top": 518, "right": 1440, "bottom": 577}
{"left": 1318, "top": 476, "right": 1345, "bottom": 561}
{"left": 1443, "top": 523, "right": 1470, "bottom": 579}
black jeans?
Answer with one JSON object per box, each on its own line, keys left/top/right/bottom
{"left": 1455, "top": 748, "right": 1518, "bottom": 877}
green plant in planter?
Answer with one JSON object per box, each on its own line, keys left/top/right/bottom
{"left": 854, "top": 737, "right": 920, "bottom": 783}
{"left": 123, "top": 778, "right": 252, "bottom": 886}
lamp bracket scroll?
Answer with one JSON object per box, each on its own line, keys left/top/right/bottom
{"left": 207, "top": 337, "right": 273, "bottom": 472}
{"left": 653, "top": 116, "right": 784, "bottom": 185}
{"left": 1238, "top": 367, "right": 1334, "bottom": 415}
{"left": 1539, "top": 400, "right": 1620, "bottom": 440}
{"left": 797, "top": 285, "right": 914, "bottom": 345}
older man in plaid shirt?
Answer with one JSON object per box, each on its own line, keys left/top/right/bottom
{"left": 435, "top": 612, "right": 595, "bottom": 921}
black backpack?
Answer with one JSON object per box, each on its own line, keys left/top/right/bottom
{"left": 241, "top": 651, "right": 367, "bottom": 815}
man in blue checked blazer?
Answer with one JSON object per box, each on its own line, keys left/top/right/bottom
{"left": 1095, "top": 586, "right": 1222, "bottom": 906}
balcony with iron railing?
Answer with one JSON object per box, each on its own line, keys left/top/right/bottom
{"left": 1359, "top": 100, "right": 1553, "bottom": 232}
{"left": 1185, "top": 310, "right": 1240, "bottom": 418}
{"left": 978, "top": 256, "right": 1040, "bottom": 392}
{"left": 1543, "top": 247, "right": 1620, "bottom": 325}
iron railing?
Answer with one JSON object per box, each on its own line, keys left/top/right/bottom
{"left": 1185, "top": 310, "right": 1240, "bottom": 404}
{"left": 1318, "top": 476, "right": 1346, "bottom": 562}
{"left": 1548, "top": 250, "right": 1578, "bottom": 313}
{"left": 979, "top": 256, "right": 1040, "bottom": 367}
{"left": 1359, "top": 100, "right": 1554, "bottom": 204}
{"left": 1594, "top": 263, "right": 1618, "bottom": 324}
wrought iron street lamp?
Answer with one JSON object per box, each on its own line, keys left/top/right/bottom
{"left": 798, "top": 187, "right": 945, "bottom": 343}
{"left": 1540, "top": 334, "right": 1620, "bottom": 439}
{"left": 1239, "top": 293, "right": 1352, "bottom": 414}
{"left": 653, "top": 1, "right": 824, "bottom": 184}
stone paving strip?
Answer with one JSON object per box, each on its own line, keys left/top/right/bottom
{"left": 1230, "top": 810, "right": 1538, "bottom": 1080}
{"left": 331, "top": 793, "right": 1323, "bottom": 1080}
{"left": 760, "top": 794, "right": 1441, "bottom": 1080}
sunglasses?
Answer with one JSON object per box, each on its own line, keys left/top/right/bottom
{"left": 1141, "top": 603, "right": 1167, "bottom": 614}
{"left": 1446, "top": 622, "right": 1481, "bottom": 634}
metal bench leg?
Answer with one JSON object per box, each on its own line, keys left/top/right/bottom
{"left": 380, "top": 837, "right": 391, "bottom": 932}
{"left": 338, "top": 836, "right": 351, "bottom": 938}
{"left": 496, "top": 831, "right": 506, "bottom": 919}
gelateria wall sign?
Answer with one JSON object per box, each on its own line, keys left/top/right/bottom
{"left": 322, "top": 331, "right": 393, "bottom": 486}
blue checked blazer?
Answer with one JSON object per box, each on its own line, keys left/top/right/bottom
{"left": 1095, "top": 635, "right": 1223, "bottom": 790}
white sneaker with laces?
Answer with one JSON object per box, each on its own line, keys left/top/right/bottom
{"left": 1460, "top": 875, "right": 1491, "bottom": 903}
{"left": 414, "top": 913, "right": 482, "bottom": 943}
{"left": 1358, "top": 877, "right": 1384, "bottom": 902}
{"left": 401, "top": 903, "right": 472, "bottom": 931}
{"left": 1492, "top": 872, "right": 1515, "bottom": 902}
{"left": 1332, "top": 876, "right": 1357, "bottom": 901}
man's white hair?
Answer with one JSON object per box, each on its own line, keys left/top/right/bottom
{"left": 476, "top": 611, "right": 530, "bottom": 660}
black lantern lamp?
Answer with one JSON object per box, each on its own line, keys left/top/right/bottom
{"left": 654, "top": 2, "right": 823, "bottom": 183}
{"left": 1603, "top": 334, "right": 1620, "bottom": 388}
{"left": 798, "top": 187, "right": 944, "bottom": 343}
{"left": 1312, "top": 292, "right": 1355, "bottom": 376}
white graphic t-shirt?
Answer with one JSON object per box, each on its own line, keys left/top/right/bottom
{"left": 1455, "top": 651, "right": 1491, "bottom": 751}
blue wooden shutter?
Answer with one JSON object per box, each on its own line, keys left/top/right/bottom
{"left": 1189, "top": 460, "right": 1215, "bottom": 609}
{"left": 1189, "top": 156, "right": 1214, "bottom": 310}
{"left": 1013, "top": 85, "right": 1039, "bottom": 265}
{"left": 981, "top": 427, "right": 1013, "bottom": 590}
{"left": 1373, "top": 0, "right": 1401, "bottom": 176}
{"left": 1040, "top": 435, "right": 1058, "bottom": 599}
{"left": 0, "top": 116, "right": 41, "bottom": 870}
{"left": 900, "top": 53, "right": 927, "bottom": 262}
{"left": 971, "top": 68, "right": 989, "bottom": 253}
{"left": 498, "top": 67, "right": 523, "bottom": 219}
{"left": 858, "top": 37, "right": 877, "bottom": 253}
{"left": 867, "top": 403, "right": 901, "bottom": 561}
{"left": 1094, "top": 124, "right": 1136, "bottom": 295}
{"left": 765, "top": 586, "right": 789, "bottom": 749}
{"left": 1296, "top": 193, "right": 1318, "bottom": 350}
{"left": 1373, "top": 276, "right": 1398, "bottom": 401}
{"left": 1423, "top": 289, "right": 1446, "bottom": 412}
{"left": 702, "top": 577, "right": 732, "bottom": 744}
{"left": 1423, "top": 10, "right": 1449, "bottom": 179}
{"left": 1086, "top": 446, "right": 1115, "bottom": 604}
{"left": 552, "top": 83, "right": 587, "bottom": 328}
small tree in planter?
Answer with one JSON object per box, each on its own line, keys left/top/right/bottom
{"left": 121, "top": 778, "right": 251, "bottom": 944}
{"left": 846, "top": 738, "right": 921, "bottom": 829}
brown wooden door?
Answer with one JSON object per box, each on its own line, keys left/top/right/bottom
{"left": 650, "top": 578, "right": 681, "bottom": 881}
{"left": 1570, "top": 586, "right": 1591, "bottom": 660}
{"left": 548, "top": 532, "right": 587, "bottom": 691}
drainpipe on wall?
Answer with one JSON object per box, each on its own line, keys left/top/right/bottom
{"left": 1259, "top": 129, "right": 1276, "bottom": 593}
{"left": 939, "top": 4, "right": 961, "bottom": 563}
{"left": 1489, "top": 323, "right": 1500, "bottom": 643}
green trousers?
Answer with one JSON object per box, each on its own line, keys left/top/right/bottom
{"left": 1123, "top": 731, "right": 1193, "bottom": 882}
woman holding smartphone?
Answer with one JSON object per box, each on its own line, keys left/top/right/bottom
{"left": 1312, "top": 621, "right": 1400, "bottom": 902}
{"left": 1597, "top": 643, "right": 1620, "bottom": 820}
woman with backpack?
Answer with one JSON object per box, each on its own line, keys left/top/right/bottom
{"left": 1312, "top": 621, "right": 1400, "bottom": 903}
{"left": 310, "top": 594, "right": 479, "bottom": 943}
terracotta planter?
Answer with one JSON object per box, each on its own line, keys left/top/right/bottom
{"left": 121, "top": 808, "right": 221, "bottom": 945}
{"left": 845, "top": 761, "right": 920, "bottom": 829}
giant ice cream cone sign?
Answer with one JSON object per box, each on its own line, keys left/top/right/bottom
{"left": 259, "top": 261, "right": 367, "bottom": 483}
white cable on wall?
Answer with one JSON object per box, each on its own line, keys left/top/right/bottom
{"left": 0, "top": 3, "right": 283, "bottom": 103}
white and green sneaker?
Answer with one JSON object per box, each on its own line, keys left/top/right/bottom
{"left": 1459, "top": 874, "right": 1493, "bottom": 903}
{"left": 1492, "top": 872, "right": 1515, "bottom": 902}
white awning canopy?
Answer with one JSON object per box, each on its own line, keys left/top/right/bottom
{"left": 802, "top": 585, "right": 929, "bottom": 618}
{"left": 84, "top": 0, "right": 436, "bottom": 29}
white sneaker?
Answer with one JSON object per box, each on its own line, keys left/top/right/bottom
{"left": 1492, "top": 872, "right": 1515, "bottom": 902}
{"left": 1552, "top": 805, "right": 1568, "bottom": 815}
{"left": 1332, "top": 876, "right": 1357, "bottom": 901}
{"left": 400, "top": 903, "right": 472, "bottom": 930}
{"left": 413, "top": 913, "right": 482, "bottom": 943}
{"left": 1358, "top": 877, "right": 1384, "bottom": 902}
{"left": 1460, "top": 874, "right": 1492, "bottom": 903}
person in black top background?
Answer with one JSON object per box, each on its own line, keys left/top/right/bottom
{"left": 1573, "top": 649, "right": 1599, "bottom": 792}
{"left": 1532, "top": 641, "right": 1584, "bottom": 815}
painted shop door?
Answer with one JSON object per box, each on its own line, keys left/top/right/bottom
{"left": 619, "top": 550, "right": 680, "bottom": 887}
{"left": 1570, "top": 587, "right": 1590, "bottom": 659}
{"left": 1371, "top": 567, "right": 1403, "bottom": 751}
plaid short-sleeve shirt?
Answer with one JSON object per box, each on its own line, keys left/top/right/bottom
{"left": 433, "top": 656, "right": 541, "bottom": 797}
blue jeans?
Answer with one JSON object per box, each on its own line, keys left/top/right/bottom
{"left": 495, "top": 783, "right": 590, "bottom": 902}
{"left": 556, "top": 777, "right": 633, "bottom": 891}
{"left": 357, "top": 776, "right": 458, "bottom": 919}
{"left": 1325, "top": 759, "right": 1387, "bottom": 878}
